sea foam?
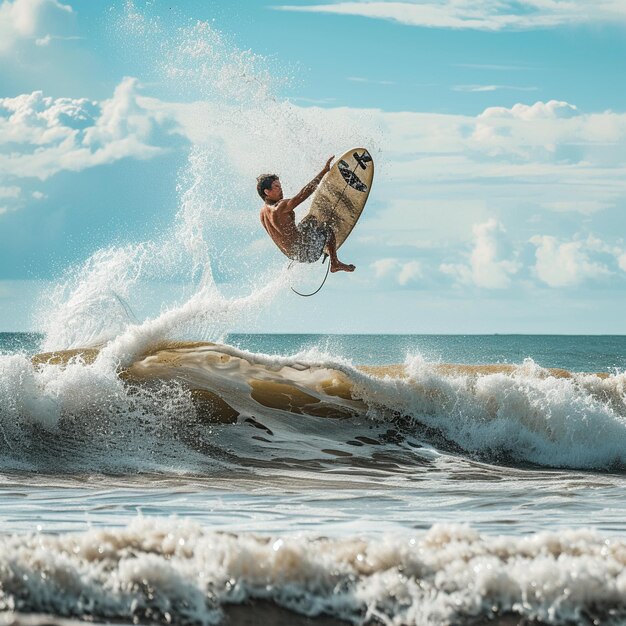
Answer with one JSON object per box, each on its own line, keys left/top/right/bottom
{"left": 0, "top": 517, "right": 624, "bottom": 626}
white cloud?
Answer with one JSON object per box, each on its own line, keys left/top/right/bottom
{"left": 273, "top": 1, "right": 626, "bottom": 31}
{"left": 452, "top": 85, "right": 538, "bottom": 93}
{"left": 371, "top": 257, "right": 422, "bottom": 286}
{"left": 398, "top": 260, "right": 422, "bottom": 285}
{"left": 0, "top": 77, "right": 182, "bottom": 181}
{"left": 530, "top": 235, "right": 613, "bottom": 287}
{"left": 468, "top": 100, "right": 626, "bottom": 165}
{"left": 479, "top": 100, "right": 579, "bottom": 121}
{"left": 441, "top": 219, "right": 519, "bottom": 289}
{"left": 372, "top": 257, "right": 398, "bottom": 278}
{"left": 0, "top": 181, "right": 44, "bottom": 213}
{"left": 0, "top": 186, "right": 20, "bottom": 199}
{"left": 0, "top": 185, "right": 21, "bottom": 213}
{"left": 34, "top": 33, "right": 79, "bottom": 46}
{"left": 347, "top": 76, "right": 395, "bottom": 86}
{"left": 171, "top": 98, "right": 626, "bottom": 250}
{"left": 453, "top": 84, "right": 498, "bottom": 93}
{"left": 0, "top": 0, "right": 74, "bottom": 55}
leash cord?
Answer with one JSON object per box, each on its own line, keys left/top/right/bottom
{"left": 290, "top": 254, "right": 331, "bottom": 297}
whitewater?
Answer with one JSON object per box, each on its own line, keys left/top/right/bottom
{"left": 1, "top": 3, "right": 625, "bottom": 625}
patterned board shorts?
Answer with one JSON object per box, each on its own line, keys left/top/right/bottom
{"left": 292, "top": 218, "right": 333, "bottom": 263}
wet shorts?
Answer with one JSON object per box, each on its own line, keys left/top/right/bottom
{"left": 291, "top": 218, "right": 332, "bottom": 263}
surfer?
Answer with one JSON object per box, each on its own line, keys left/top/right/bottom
{"left": 258, "top": 157, "right": 356, "bottom": 272}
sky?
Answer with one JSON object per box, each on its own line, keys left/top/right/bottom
{"left": 1, "top": 0, "right": 626, "bottom": 334}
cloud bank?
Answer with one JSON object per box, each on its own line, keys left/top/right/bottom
{"left": 0, "top": 77, "right": 182, "bottom": 185}
{"left": 4, "top": 80, "right": 626, "bottom": 293}
{"left": 0, "top": 0, "right": 74, "bottom": 54}
{"left": 274, "top": 1, "right": 626, "bottom": 31}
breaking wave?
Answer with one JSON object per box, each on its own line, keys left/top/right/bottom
{"left": 0, "top": 341, "right": 625, "bottom": 473}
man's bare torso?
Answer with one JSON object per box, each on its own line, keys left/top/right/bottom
{"left": 259, "top": 203, "right": 300, "bottom": 257}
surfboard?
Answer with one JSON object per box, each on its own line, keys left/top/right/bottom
{"left": 305, "top": 147, "right": 374, "bottom": 250}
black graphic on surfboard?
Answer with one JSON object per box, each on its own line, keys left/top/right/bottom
{"left": 353, "top": 151, "right": 372, "bottom": 170}
{"left": 338, "top": 160, "right": 368, "bottom": 192}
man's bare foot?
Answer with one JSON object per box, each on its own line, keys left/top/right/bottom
{"left": 330, "top": 262, "right": 356, "bottom": 273}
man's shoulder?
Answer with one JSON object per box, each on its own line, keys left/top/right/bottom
{"left": 275, "top": 198, "right": 293, "bottom": 212}
{"left": 262, "top": 199, "right": 291, "bottom": 213}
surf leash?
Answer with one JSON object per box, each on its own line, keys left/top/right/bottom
{"left": 290, "top": 254, "right": 331, "bottom": 297}
{"left": 290, "top": 155, "right": 363, "bottom": 297}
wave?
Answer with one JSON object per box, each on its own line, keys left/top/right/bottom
{"left": 0, "top": 517, "right": 624, "bottom": 626}
{"left": 4, "top": 5, "right": 617, "bottom": 474}
{"left": 0, "top": 340, "right": 624, "bottom": 472}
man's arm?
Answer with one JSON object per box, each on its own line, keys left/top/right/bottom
{"left": 279, "top": 156, "right": 334, "bottom": 213}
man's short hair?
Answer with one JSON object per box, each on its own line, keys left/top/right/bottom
{"left": 257, "top": 174, "right": 278, "bottom": 200}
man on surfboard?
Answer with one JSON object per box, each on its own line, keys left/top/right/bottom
{"left": 258, "top": 157, "right": 356, "bottom": 273}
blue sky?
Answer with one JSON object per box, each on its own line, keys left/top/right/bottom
{"left": 1, "top": 0, "right": 626, "bottom": 334}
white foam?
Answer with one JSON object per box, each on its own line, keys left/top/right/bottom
{"left": 347, "top": 355, "right": 626, "bottom": 469}
{"left": 0, "top": 345, "right": 218, "bottom": 473}
{"left": 0, "top": 517, "right": 624, "bottom": 625}
{"left": 96, "top": 271, "right": 292, "bottom": 369}
{"left": 151, "top": 343, "right": 626, "bottom": 470}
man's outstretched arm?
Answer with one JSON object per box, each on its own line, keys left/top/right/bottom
{"left": 281, "top": 156, "right": 334, "bottom": 213}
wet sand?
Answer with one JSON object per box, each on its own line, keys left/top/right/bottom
{"left": 225, "top": 602, "right": 545, "bottom": 625}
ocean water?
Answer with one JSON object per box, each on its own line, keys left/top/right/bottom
{"left": 1, "top": 332, "right": 625, "bottom": 625}
{"left": 1, "top": 3, "right": 625, "bottom": 625}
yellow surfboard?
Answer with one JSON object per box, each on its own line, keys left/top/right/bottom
{"left": 305, "top": 147, "right": 374, "bottom": 250}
